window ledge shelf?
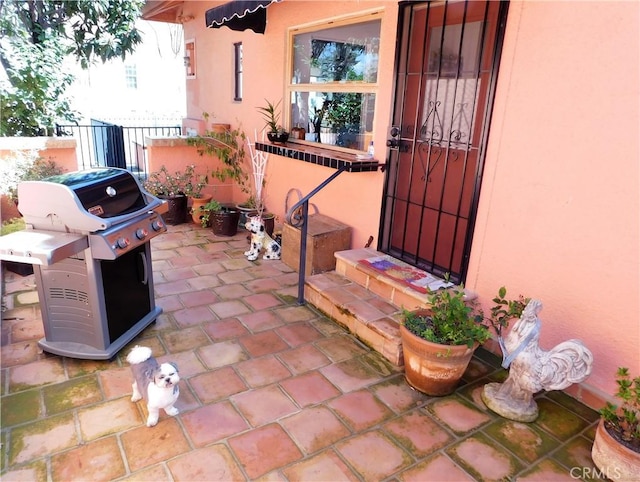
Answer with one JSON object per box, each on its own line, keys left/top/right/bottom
{"left": 255, "top": 142, "right": 383, "bottom": 173}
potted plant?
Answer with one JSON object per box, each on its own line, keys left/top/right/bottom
{"left": 591, "top": 367, "right": 640, "bottom": 481}
{"left": 399, "top": 282, "right": 490, "bottom": 396}
{"left": 199, "top": 200, "right": 240, "bottom": 237}
{"left": 188, "top": 174, "right": 211, "bottom": 225}
{"left": 144, "top": 164, "right": 198, "bottom": 225}
{"left": 257, "top": 99, "right": 289, "bottom": 144}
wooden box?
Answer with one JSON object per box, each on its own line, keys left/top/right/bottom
{"left": 282, "top": 214, "right": 351, "bottom": 276}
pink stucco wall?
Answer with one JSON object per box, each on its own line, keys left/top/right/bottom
{"left": 468, "top": 1, "right": 639, "bottom": 397}
{"left": 176, "top": 0, "right": 638, "bottom": 401}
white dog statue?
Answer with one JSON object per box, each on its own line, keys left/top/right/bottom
{"left": 244, "top": 215, "right": 281, "bottom": 261}
{"left": 126, "top": 345, "right": 180, "bottom": 427}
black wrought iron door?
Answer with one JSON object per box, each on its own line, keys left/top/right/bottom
{"left": 380, "top": 0, "right": 508, "bottom": 283}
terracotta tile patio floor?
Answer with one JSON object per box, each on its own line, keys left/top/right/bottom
{"left": 1, "top": 223, "right": 603, "bottom": 481}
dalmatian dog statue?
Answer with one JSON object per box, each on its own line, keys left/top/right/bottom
{"left": 244, "top": 215, "right": 281, "bottom": 261}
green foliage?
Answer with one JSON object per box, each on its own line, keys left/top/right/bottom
{"left": 256, "top": 99, "right": 284, "bottom": 133}
{"left": 0, "top": 0, "right": 144, "bottom": 136}
{"left": 487, "top": 286, "right": 530, "bottom": 337}
{"left": 186, "top": 125, "right": 250, "bottom": 195}
{"left": 0, "top": 151, "right": 63, "bottom": 203}
{"left": 402, "top": 282, "right": 490, "bottom": 348}
{"left": 599, "top": 367, "right": 640, "bottom": 450}
{"left": 199, "top": 200, "right": 222, "bottom": 228}
{"left": 1, "top": 217, "right": 26, "bottom": 236}
{"left": 143, "top": 165, "right": 200, "bottom": 198}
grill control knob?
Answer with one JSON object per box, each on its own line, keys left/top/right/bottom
{"left": 116, "top": 237, "right": 130, "bottom": 249}
{"left": 151, "top": 219, "right": 164, "bottom": 231}
{"left": 135, "top": 228, "right": 148, "bottom": 240}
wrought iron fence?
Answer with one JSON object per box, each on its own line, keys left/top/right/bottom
{"left": 55, "top": 121, "right": 182, "bottom": 180}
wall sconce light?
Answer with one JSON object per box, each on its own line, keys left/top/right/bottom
{"left": 183, "top": 55, "right": 191, "bottom": 68}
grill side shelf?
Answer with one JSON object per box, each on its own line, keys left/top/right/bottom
{"left": 0, "top": 230, "right": 88, "bottom": 266}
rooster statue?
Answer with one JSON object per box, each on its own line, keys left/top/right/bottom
{"left": 482, "top": 299, "right": 593, "bottom": 422}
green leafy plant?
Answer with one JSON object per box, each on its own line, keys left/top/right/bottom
{"left": 599, "top": 367, "right": 640, "bottom": 452}
{"left": 186, "top": 124, "right": 250, "bottom": 195}
{"left": 143, "top": 164, "right": 199, "bottom": 197}
{"left": 487, "top": 286, "right": 530, "bottom": 337}
{"left": 402, "top": 280, "right": 490, "bottom": 348}
{"left": 199, "top": 200, "right": 222, "bottom": 228}
{"left": 0, "top": 152, "right": 63, "bottom": 204}
{"left": 257, "top": 99, "right": 286, "bottom": 134}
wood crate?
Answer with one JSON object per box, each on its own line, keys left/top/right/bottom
{"left": 282, "top": 214, "right": 351, "bottom": 276}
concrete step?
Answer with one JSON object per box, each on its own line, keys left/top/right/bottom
{"left": 304, "top": 248, "right": 434, "bottom": 366}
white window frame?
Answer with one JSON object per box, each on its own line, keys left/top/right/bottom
{"left": 285, "top": 9, "right": 383, "bottom": 153}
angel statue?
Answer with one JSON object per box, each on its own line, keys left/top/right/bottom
{"left": 482, "top": 299, "right": 593, "bottom": 422}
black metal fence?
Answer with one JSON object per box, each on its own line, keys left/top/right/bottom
{"left": 55, "top": 120, "right": 182, "bottom": 180}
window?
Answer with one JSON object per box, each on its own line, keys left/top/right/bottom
{"left": 124, "top": 65, "right": 137, "bottom": 89}
{"left": 185, "top": 39, "right": 196, "bottom": 78}
{"left": 287, "top": 13, "right": 381, "bottom": 151}
{"left": 234, "top": 42, "right": 243, "bottom": 101}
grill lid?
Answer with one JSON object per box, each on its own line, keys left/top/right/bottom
{"left": 17, "top": 168, "right": 164, "bottom": 233}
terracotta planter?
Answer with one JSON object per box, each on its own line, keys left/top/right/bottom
{"left": 211, "top": 205, "right": 240, "bottom": 236}
{"left": 190, "top": 195, "right": 213, "bottom": 225}
{"left": 159, "top": 194, "right": 188, "bottom": 225}
{"left": 592, "top": 419, "right": 640, "bottom": 481}
{"left": 400, "top": 323, "right": 477, "bottom": 396}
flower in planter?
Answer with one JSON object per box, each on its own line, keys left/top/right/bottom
{"left": 144, "top": 164, "right": 199, "bottom": 198}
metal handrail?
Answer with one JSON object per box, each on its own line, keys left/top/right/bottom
{"left": 285, "top": 165, "right": 349, "bottom": 305}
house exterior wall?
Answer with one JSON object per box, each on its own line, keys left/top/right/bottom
{"left": 177, "top": 0, "right": 638, "bottom": 400}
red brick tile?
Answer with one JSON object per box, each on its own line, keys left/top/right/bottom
{"left": 162, "top": 326, "right": 209, "bottom": 352}
{"left": 51, "top": 436, "right": 125, "bottom": 481}
{"left": 280, "top": 372, "right": 340, "bottom": 407}
{"left": 209, "top": 300, "right": 251, "bottom": 318}
{"left": 244, "top": 292, "right": 283, "bottom": 310}
{"left": 78, "top": 398, "right": 142, "bottom": 440}
{"left": 172, "top": 305, "right": 216, "bottom": 327}
{"left": 239, "top": 310, "right": 284, "bottom": 332}
{"left": 283, "top": 449, "right": 360, "bottom": 481}
{"left": 228, "top": 424, "right": 303, "bottom": 479}
{"left": 190, "top": 366, "right": 247, "bottom": 403}
{"left": 235, "top": 355, "right": 291, "bottom": 387}
{"left": 370, "top": 376, "right": 426, "bottom": 413}
{"left": 384, "top": 409, "right": 453, "bottom": 457}
{"left": 276, "top": 322, "right": 324, "bottom": 347}
{"left": 178, "top": 289, "right": 219, "bottom": 307}
{"left": 232, "top": 385, "right": 298, "bottom": 426}
{"left": 329, "top": 390, "right": 394, "bottom": 431}
{"left": 168, "top": 444, "right": 245, "bottom": 481}
{"left": 9, "top": 413, "right": 78, "bottom": 465}
{"left": 198, "top": 340, "right": 248, "bottom": 369}
{"left": 202, "top": 317, "right": 249, "bottom": 341}
{"left": 9, "top": 357, "right": 66, "bottom": 390}
{"left": 336, "top": 431, "right": 412, "bottom": 480}
{"left": 181, "top": 401, "right": 249, "bottom": 447}
{"left": 281, "top": 406, "right": 351, "bottom": 454}
{"left": 428, "top": 398, "right": 492, "bottom": 435}
{"left": 320, "top": 358, "right": 381, "bottom": 393}
{"left": 277, "top": 344, "right": 331, "bottom": 375}
{"left": 239, "top": 331, "right": 288, "bottom": 357}
{"left": 121, "top": 418, "right": 190, "bottom": 472}
{"left": 400, "top": 454, "right": 475, "bottom": 481}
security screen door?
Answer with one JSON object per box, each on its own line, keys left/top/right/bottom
{"left": 380, "top": 0, "right": 508, "bottom": 283}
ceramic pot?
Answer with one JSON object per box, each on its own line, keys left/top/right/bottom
{"left": 592, "top": 419, "right": 640, "bottom": 482}
{"left": 267, "top": 131, "right": 289, "bottom": 144}
{"left": 159, "top": 194, "right": 188, "bottom": 225}
{"left": 190, "top": 195, "right": 213, "bottom": 225}
{"left": 211, "top": 205, "right": 240, "bottom": 236}
{"left": 400, "top": 321, "right": 477, "bottom": 396}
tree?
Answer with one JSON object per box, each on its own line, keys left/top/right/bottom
{"left": 0, "top": 0, "right": 145, "bottom": 136}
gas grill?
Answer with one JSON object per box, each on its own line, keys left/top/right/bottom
{"left": 0, "top": 168, "right": 168, "bottom": 359}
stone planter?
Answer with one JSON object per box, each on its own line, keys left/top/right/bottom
{"left": 211, "top": 205, "right": 240, "bottom": 236}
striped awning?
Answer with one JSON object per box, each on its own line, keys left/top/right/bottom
{"left": 206, "top": 0, "right": 279, "bottom": 34}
